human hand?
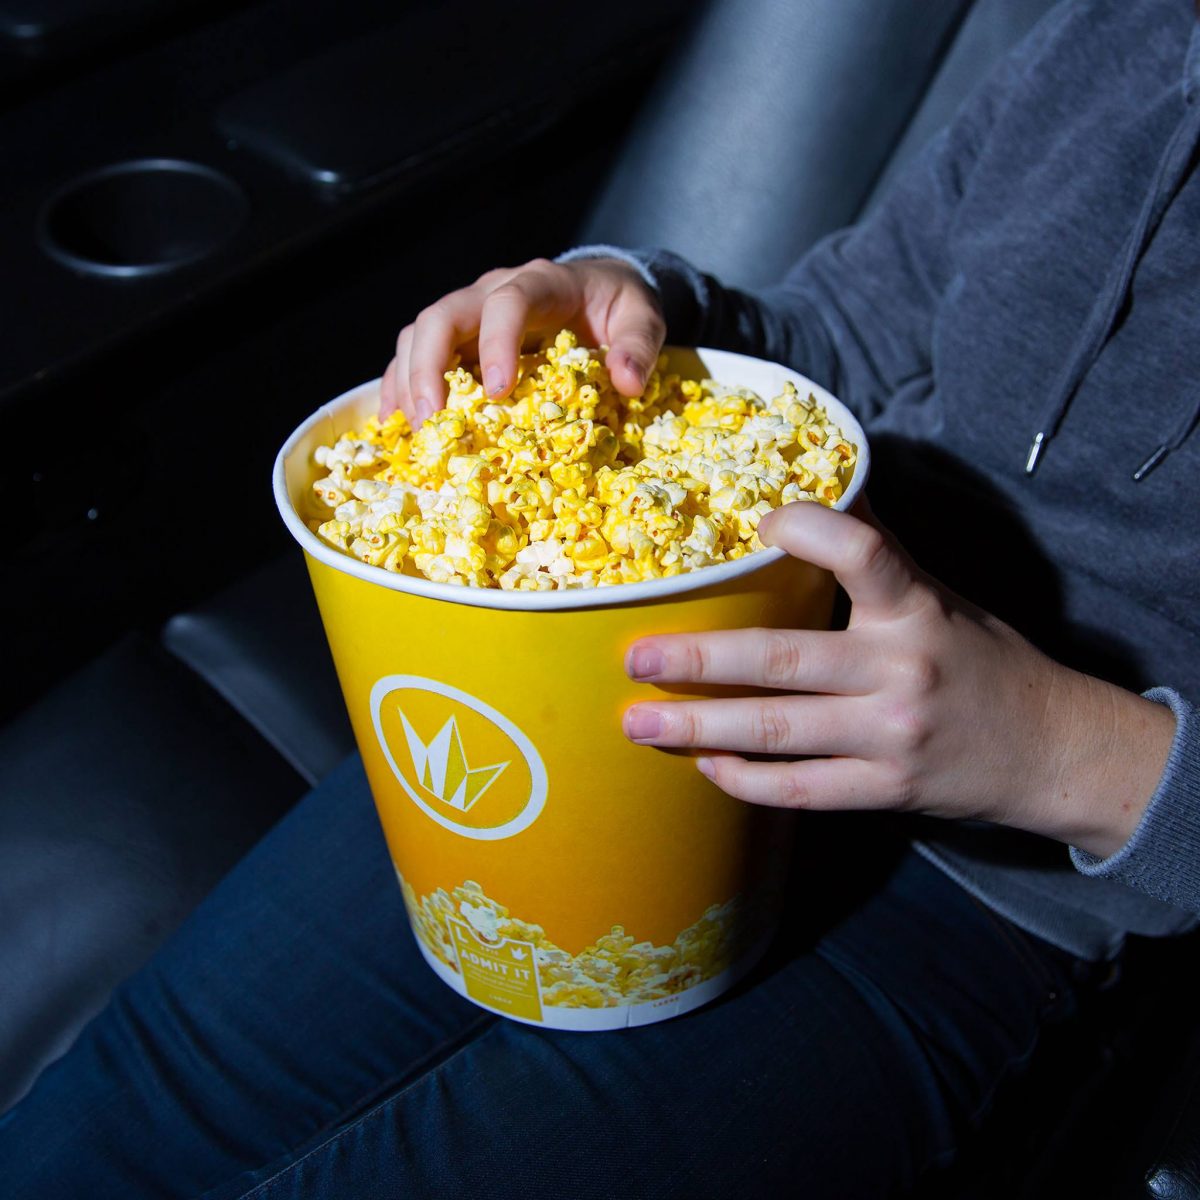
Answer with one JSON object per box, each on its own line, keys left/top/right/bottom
{"left": 621, "top": 501, "right": 1175, "bottom": 857}
{"left": 379, "top": 257, "right": 665, "bottom": 427}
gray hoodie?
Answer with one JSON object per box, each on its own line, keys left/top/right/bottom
{"left": 564, "top": 0, "right": 1200, "bottom": 959}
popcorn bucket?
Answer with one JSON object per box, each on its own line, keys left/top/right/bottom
{"left": 274, "top": 348, "right": 869, "bottom": 1030}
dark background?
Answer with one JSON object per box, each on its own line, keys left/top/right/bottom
{"left": 2, "top": 0, "right": 692, "bottom": 723}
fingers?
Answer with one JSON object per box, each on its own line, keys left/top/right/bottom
{"left": 695, "top": 754, "right": 897, "bottom": 811}
{"left": 625, "top": 627, "right": 878, "bottom": 694}
{"left": 476, "top": 260, "right": 581, "bottom": 400}
{"left": 381, "top": 256, "right": 663, "bottom": 424}
{"left": 379, "top": 355, "right": 400, "bottom": 418}
{"left": 602, "top": 284, "right": 666, "bottom": 396}
{"left": 622, "top": 694, "right": 868, "bottom": 757}
{"left": 385, "top": 260, "right": 581, "bottom": 427}
{"left": 757, "top": 502, "right": 917, "bottom": 620}
{"left": 408, "top": 289, "right": 486, "bottom": 425}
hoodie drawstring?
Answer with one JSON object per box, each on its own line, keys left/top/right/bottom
{"left": 1027, "top": 24, "right": 1200, "bottom": 482}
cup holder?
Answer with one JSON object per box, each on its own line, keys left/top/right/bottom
{"left": 38, "top": 159, "right": 249, "bottom": 278}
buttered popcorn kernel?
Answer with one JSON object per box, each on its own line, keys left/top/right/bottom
{"left": 400, "top": 875, "right": 745, "bottom": 1008}
{"left": 308, "top": 332, "right": 856, "bottom": 589}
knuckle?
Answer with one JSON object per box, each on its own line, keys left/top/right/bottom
{"left": 478, "top": 265, "right": 514, "bottom": 287}
{"left": 427, "top": 295, "right": 456, "bottom": 321}
{"left": 777, "top": 767, "right": 813, "bottom": 810}
{"left": 848, "top": 525, "right": 890, "bottom": 575}
{"left": 643, "top": 307, "right": 667, "bottom": 341}
{"left": 749, "top": 702, "right": 792, "bottom": 753}
{"left": 891, "top": 651, "right": 940, "bottom": 698}
{"left": 670, "top": 705, "right": 701, "bottom": 745}
{"left": 681, "top": 639, "right": 710, "bottom": 681}
{"left": 626, "top": 314, "right": 664, "bottom": 351}
{"left": 395, "top": 324, "right": 413, "bottom": 354}
{"left": 760, "top": 629, "right": 802, "bottom": 687}
{"left": 413, "top": 300, "right": 451, "bottom": 334}
{"left": 882, "top": 699, "right": 931, "bottom": 756}
{"left": 485, "top": 281, "right": 529, "bottom": 310}
{"left": 903, "top": 579, "right": 948, "bottom": 622}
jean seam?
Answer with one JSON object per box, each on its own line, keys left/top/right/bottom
{"left": 308, "top": 1012, "right": 498, "bottom": 1135}
{"left": 224, "top": 1013, "right": 498, "bottom": 1200}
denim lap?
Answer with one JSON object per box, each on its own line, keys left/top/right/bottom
{"left": 0, "top": 757, "right": 1077, "bottom": 1200}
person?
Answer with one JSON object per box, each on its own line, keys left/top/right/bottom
{"left": 3, "top": 0, "right": 1198, "bottom": 1195}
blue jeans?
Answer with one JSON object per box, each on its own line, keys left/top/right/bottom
{"left": 0, "top": 755, "right": 1090, "bottom": 1199}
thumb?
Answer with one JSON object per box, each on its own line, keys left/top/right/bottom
{"left": 604, "top": 284, "right": 666, "bottom": 396}
{"left": 758, "top": 499, "right": 916, "bottom": 619}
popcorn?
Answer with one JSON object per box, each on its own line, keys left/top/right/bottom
{"left": 308, "top": 330, "right": 857, "bottom": 590}
{"left": 400, "top": 875, "right": 747, "bottom": 1008}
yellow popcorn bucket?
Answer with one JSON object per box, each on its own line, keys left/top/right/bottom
{"left": 274, "top": 348, "right": 869, "bottom": 1030}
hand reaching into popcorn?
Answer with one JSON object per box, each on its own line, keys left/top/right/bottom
{"left": 622, "top": 499, "right": 1175, "bottom": 861}
{"left": 380, "top": 257, "right": 664, "bottom": 427}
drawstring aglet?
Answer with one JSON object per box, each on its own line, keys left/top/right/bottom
{"left": 1024, "top": 432, "right": 1046, "bottom": 475}
{"left": 1132, "top": 443, "right": 1169, "bottom": 482}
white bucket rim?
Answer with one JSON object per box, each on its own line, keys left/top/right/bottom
{"left": 273, "top": 347, "right": 870, "bottom": 612}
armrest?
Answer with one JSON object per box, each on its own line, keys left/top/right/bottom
{"left": 217, "top": 0, "right": 690, "bottom": 194}
{"left": 162, "top": 552, "right": 355, "bottom": 786}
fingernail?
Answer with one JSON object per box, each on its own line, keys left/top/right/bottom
{"left": 623, "top": 354, "right": 646, "bottom": 387}
{"left": 625, "top": 707, "right": 663, "bottom": 741}
{"left": 628, "top": 645, "right": 664, "bottom": 679}
{"left": 696, "top": 756, "right": 716, "bottom": 780}
{"left": 413, "top": 397, "right": 434, "bottom": 426}
{"left": 485, "top": 367, "right": 505, "bottom": 396}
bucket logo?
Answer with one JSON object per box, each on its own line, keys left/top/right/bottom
{"left": 398, "top": 711, "right": 506, "bottom": 812}
{"left": 371, "top": 675, "right": 547, "bottom": 840}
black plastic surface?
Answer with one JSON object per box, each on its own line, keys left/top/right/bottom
{"left": 0, "top": 0, "right": 687, "bottom": 407}
{"left": 0, "top": 0, "right": 170, "bottom": 53}
{"left": 38, "top": 158, "right": 249, "bottom": 276}
{"left": 217, "top": 2, "right": 686, "bottom": 192}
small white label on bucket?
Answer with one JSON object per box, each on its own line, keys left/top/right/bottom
{"left": 370, "top": 674, "right": 547, "bottom": 840}
{"left": 448, "top": 919, "right": 544, "bottom": 1022}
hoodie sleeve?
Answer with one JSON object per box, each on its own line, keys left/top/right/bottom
{"left": 1070, "top": 690, "right": 1200, "bottom": 913}
{"left": 559, "top": 2, "right": 1075, "bottom": 426}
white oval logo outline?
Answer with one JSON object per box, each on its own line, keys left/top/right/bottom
{"left": 370, "top": 674, "right": 548, "bottom": 841}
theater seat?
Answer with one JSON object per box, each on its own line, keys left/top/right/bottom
{"left": 0, "top": 635, "right": 306, "bottom": 1112}
{"left": 11, "top": 2, "right": 1200, "bottom": 1198}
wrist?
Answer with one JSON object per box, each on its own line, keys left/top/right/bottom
{"left": 1030, "top": 668, "right": 1175, "bottom": 857}
{"left": 555, "top": 245, "right": 658, "bottom": 294}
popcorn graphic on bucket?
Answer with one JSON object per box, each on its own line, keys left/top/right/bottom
{"left": 274, "top": 346, "right": 869, "bottom": 1030}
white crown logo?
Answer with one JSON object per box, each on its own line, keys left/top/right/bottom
{"left": 397, "top": 709, "right": 509, "bottom": 812}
